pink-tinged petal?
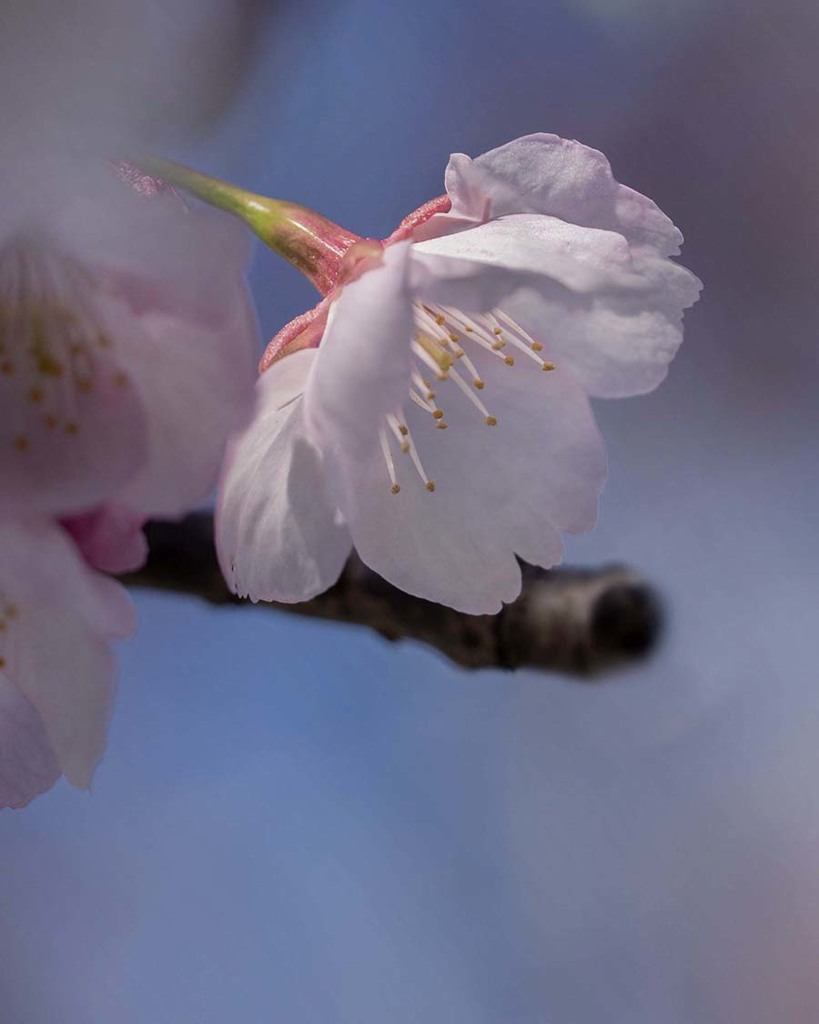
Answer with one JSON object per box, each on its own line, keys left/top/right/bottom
{"left": 62, "top": 503, "right": 148, "bottom": 574}
{"left": 0, "top": 519, "right": 134, "bottom": 791}
{"left": 0, "top": 233, "right": 153, "bottom": 515}
{"left": 323, "top": 343, "right": 606, "bottom": 615}
{"left": 444, "top": 133, "right": 684, "bottom": 258}
{"left": 0, "top": 674, "right": 60, "bottom": 810}
{"left": 17, "top": 615, "right": 117, "bottom": 790}
{"left": 304, "top": 244, "right": 416, "bottom": 461}
{"left": 384, "top": 195, "right": 453, "bottom": 244}
{"left": 408, "top": 248, "right": 518, "bottom": 313}
{"left": 413, "top": 214, "right": 635, "bottom": 295}
{"left": 260, "top": 298, "right": 331, "bottom": 371}
{"left": 500, "top": 251, "right": 702, "bottom": 398}
{"left": 115, "top": 281, "right": 259, "bottom": 518}
{"left": 216, "top": 350, "right": 352, "bottom": 603}
{"left": 416, "top": 214, "right": 701, "bottom": 399}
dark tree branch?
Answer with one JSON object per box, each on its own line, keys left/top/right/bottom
{"left": 122, "top": 514, "right": 663, "bottom": 678}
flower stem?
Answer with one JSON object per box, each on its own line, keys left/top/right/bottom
{"left": 136, "top": 156, "right": 363, "bottom": 294}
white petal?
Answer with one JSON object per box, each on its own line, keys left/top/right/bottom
{"left": 500, "top": 251, "right": 701, "bottom": 398}
{"left": 304, "top": 243, "right": 416, "bottom": 461}
{"left": 0, "top": 519, "right": 134, "bottom": 790}
{"left": 336, "top": 348, "right": 606, "bottom": 615}
{"left": 416, "top": 211, "right": 700, "bottom": 399}
{"left": 413, "top": 214, "right": 635, "bottom": 294}
{"left": 444, "top": 133, "right": 684, "bottom": 258}
{"left": 216, "top": 351, "right": 352, "bottom": 604}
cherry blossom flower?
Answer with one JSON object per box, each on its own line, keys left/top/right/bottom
{"left": 214, "top": 134, "right": 701, "bottom": 614}
{"left": 0, "top": 518, "right": 135, "bottom": 809}
{"left": 0, "top": 0, "right": 266, "bottom": 809}
{"left": 0, "top": 159, "right": 258, "bottom": 533}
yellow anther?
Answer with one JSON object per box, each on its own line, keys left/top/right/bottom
{"left": 433, "top": 409, "right": 444, "bottom": 420}
{"left": 473, "top": 379, "right": 485, "bottom": 390}
{"left": 504, "top": 355, "right": 515, "bottom": 366}
{"left": 542, "top": 361, "right": 556, "bottom": 371}
{"left": 390, "top": 483, "right": 401, "bottom": 495}
{"left": 416, "top": 332, "right": 454, "bottom": 373}
{"left": 485, "top": 415, "right": 498, "bottom": 426}
{"left": 400, "top": 440, "right": 410, "bottom": 454}
{"left": 531, "top": 341, "right": 543, "bottom": 352}
{"left": 436, "top": 421, "right": 448, "bottom": 430}
{"left": 425, "top": 481, "right": 436, "bottom": 492}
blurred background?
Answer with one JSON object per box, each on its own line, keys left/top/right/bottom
{"left": 2, "top": 1, "right": 818, "bottom": 1021}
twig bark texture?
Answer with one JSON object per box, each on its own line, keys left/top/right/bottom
{"left": 123, "top": 514, "right": 663, "bottom": 678}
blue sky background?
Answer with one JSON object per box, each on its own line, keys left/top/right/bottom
{"left": 2, "top": 2, "right": 819, "bottom": 1021}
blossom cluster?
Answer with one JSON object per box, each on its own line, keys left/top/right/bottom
{"left": 0, "top": 131, "right": 701, "bottom": 809}
{"left": 0, "top": 10, "right": 699, "bottom": 810}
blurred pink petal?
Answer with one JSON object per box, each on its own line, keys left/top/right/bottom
{"left": 62, "top": 505, "right": 148, "bottom": 575}
{"left": 0, "top": 164, "right": 258, "bottom": 521}
{"left": 0, "top": 518, "right": 136, "bottom": 808}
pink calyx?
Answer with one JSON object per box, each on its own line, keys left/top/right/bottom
{"left": 261, "top": 236, "right": 384, "bottom": 369}
{"left": 260, "top": 197, "right": 452, "bottom": 371}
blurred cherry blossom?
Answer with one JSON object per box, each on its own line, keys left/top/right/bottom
{"left": 0, "top": 1, "right": 265, "bottom": 806}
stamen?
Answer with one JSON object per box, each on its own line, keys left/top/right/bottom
{"left": 447, "top": 364, "right": 498, "bottom": 425}
{"left": 434, "top": 304, "right": 514, "bottom": 365}
{"left": 386, "top": 413, "right": 435, "bottom": 490}
{"left": 409, "top": 388, "right": 435, "bottom": 414}
{"left": 414, "top": 332, "right": 454, "bottom": 375}
{"left": 493, "top": 310, "right": 553, "bottom": 368}
{"left": 412, "top": 339, "right": 449, "bottom": 380}
{"left": 394, "top": 299, "right": 557, "bottom": 496}
{"left": 386, "top": 414, "right": 410, "bottom": 452}
{"left": 453, "top": 348, "right": 483, "bottom": 389}
{"left": 411, "top": 370, "right": 435, "bottom": 401}
{"left": 379, "top": 428, "right": 400, "bottom": 494}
